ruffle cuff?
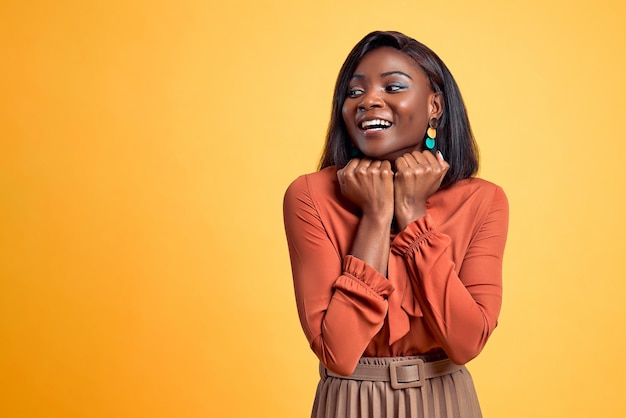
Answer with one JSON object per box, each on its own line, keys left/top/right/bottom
{"left": 391, "top": 214, "right": 437, "bottom": 256}
{"left": 333, "top": 255, "right": 394, "bottom": 299}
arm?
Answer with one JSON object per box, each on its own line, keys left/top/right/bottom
{"left": 338, "top": 159, "right": 394, "bottom": 276}
{"left": 283, "top": 175, "right": 394, "bottom": 376}
{"left": 394, "top": 150, "right": 449, "bottom": 230}
{"left": 392, "top": 186, "right": 509, "bottom": 364}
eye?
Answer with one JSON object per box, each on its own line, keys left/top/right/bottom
{"left": 386, "top": 84, "right": 408, "bottom": 93}
{"left": 347, "top": 88, "right": 364, "bottom": 98}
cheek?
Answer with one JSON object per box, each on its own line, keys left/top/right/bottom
{"left": 401, "top": 99, "right": 428, "bottom": 129}
{"left": 341, "top": 102, "right": 359, "bottom": 137}
{"left": 341, "top": 102, "right": 351, "bottom": 124}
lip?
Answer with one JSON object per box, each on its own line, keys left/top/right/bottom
{"left": 356, "top": 116, "right": 394, "bottom": 134}
{"left": 356, "top": 115, "right": 393, "bottom": 126}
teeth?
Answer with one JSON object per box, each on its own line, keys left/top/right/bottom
{"left": 361, "top": 119, "right": 392, "bottom": 129}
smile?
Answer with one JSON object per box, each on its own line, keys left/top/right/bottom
{"left": 360, "top": 119, "right": 392, "bottom": 130}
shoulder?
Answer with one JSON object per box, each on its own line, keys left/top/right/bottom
{"left": 436, "top": 178, "right": 509, "bottom": 242}
{"left": 445, "top": 177, "right": 507, "bottom": 207}
{"left": 449, "top": 177, "right": 504, "bottom": 194}
{"left": 284, "top": 166, "right": 340, "bottom": 206}
{"left": 283, "top": 166, "right": 355, "bottom": 240}
{"left": 454, "top": 178, "right": 509, "bottom": 231}
{"left": 431, "top": 177, "right": 508, "bottom": 225}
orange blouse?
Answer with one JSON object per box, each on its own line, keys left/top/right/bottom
{"left": 283, "top": 166, "right": 509, "bottom": 376}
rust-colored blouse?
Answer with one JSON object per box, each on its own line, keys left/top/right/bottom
{"left": 283, "top": 167, "right": 509, "bottom": 376}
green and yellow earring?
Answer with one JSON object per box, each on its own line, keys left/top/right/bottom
{"left": 425, "top": 117, "right": 438, "bottom": 151}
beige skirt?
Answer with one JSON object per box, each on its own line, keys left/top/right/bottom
{"left": 312, "top": 355, "right": 482, "bottom": 418}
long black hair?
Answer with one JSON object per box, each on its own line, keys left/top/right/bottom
{"left": 319, "top": 31, "right": 479, "bottom": 189}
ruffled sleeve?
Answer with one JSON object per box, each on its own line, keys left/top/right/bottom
{"left": 390, "top": 188, "right": 508, "bottom": 364}
{"left": 334, "top": 255, "right": 394, "bottom": 298}
{"left": 392, "top": 214, "right": 442, "bottom": 257}
{"left": 283, "top": 175, "right": 395, "bottom": 376}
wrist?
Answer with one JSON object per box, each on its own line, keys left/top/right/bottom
{"left": 361, "top": 210, "right": 394, "bottom": 228}
{"left": 395, "top": 205, "right": 426, "bottom": 231}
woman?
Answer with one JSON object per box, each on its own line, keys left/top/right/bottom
{"left": 283, "top": 31, "right": 508, "bottom": 418}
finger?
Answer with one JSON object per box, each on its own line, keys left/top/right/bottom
{"left": 436, "top": 151, "right": 450, "bottom": 169}
{"left": 410, "top": 150, "right": 432, "bottom": 166}
{"left": 419, "top": 151, "right": 449, "bottom": 176}
{"left": 359, "top": 159, "right": 378, "bottom": 176}
{"left": 419, "top": 149, "right": 439, "bottom": 166}
{"left": 404, "top": 151, "right": 426, "bottom": 169}
{"left": 422, "top": 152, "right": 449, "bottom": 182}
{"left": 366, "top": 160, "right": 390, "bottom": 179}
{"left": 410, "top": 151, "right": 439, "bottom": 168}
{"left": 378, "top": 160, "right": 393, "bottom": 179}
{"left": 343, "top": 158, "right": 361, "bottom": 172}
{"left": 337, "top": 158, "right": 360, "bottom": 182}
{"left": 394, "top": 155, "right": 410, "bottom": 173}
{"left": 355, "top": 158, "right": 376, "bottom": 176}
{"left": 363, "top": 160, "right": 392, "bottom": 179}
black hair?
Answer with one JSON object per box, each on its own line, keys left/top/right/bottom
{"left": 318, "top": 31, "right": 479, "bottom": 188}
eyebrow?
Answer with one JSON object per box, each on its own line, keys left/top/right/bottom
{"left": 351, "top": 71, "right": 413, "bottom": 81}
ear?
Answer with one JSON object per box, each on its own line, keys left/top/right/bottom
{"left": 429, "top": 92, "right": 443, "bottom": 119}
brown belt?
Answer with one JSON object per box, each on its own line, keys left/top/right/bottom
{"left": 321, "top": 357, "right": 464, "bottom": 389}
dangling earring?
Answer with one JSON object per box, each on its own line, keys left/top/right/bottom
{"left": 425, "top": 117, "right": 438, "bottom": 151}
{"left": 350, "top": 144, "right": 361, "bottom": 158}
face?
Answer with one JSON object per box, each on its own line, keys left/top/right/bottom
{"left": 342, "top": 47, "right": 442, "bottom": 161}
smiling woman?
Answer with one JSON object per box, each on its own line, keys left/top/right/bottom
{"left": 341, "top": 47, "right": 441, "bottom": 162}
{"left": 283, "top": 31, "right": 509, "bottom": 418}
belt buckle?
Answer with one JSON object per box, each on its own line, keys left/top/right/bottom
{"left": 389, "top": 358, "right": 425, "bottom": 389}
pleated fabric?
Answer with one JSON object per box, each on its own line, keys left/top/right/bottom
{"left": 312, "top": 356, "right": 482, "bottom": 418}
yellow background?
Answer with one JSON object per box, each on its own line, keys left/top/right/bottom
{"left": 1, "top": 0, "right": 625, "bottom": 417}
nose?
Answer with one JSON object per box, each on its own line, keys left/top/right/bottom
{"left": 358, "top": 89, "right": 384, "bottom": 110}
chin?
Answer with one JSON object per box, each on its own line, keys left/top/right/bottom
{"left": 361, "top": 150, "right": 403, "bottom": 161}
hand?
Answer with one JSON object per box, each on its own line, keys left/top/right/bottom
{"left": 337, "top": 158, "right": 394, "bottom": 220}
{"left": 393, "top": 150, "right": 450, "bottom": 230}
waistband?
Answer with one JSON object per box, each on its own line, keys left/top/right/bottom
{"left": 320, "top": 356, "right": 464, "bottom": 389}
